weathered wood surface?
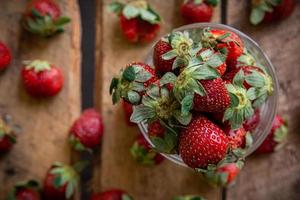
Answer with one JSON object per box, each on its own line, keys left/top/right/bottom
{"left": 94, "top": 0, "right": 223, "bottom": 199}
{"left": 226, "top": 1, "right": 300, "bottom": 200}
{"left": 0, "top": 0, "right": 81, "bottom": 198}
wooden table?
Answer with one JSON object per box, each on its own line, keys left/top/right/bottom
{"left": 1, "top": 0, "right": 300, "bottom": 200}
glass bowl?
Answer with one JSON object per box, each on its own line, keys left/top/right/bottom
{"left": 139, "top": 23, "right": 279, "bottom": 167}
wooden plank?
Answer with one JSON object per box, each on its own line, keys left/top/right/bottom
{"left": 93, "top": 0, "right": 222, "bottom": 199}
{"left": 226, "top": 1, "right": 300, "bottom": 200}
{"left": 0, "top": 0, "right": 81, "bottom": 198}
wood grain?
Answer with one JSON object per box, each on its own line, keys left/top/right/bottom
{"left": 93, "top": 0, "right": 222, "bottom": 199}
{"left": 0, "top": 0, "right": 81, "bottom": 198}
{"left": 226, "top": 1, "right": 300, "bottom": 200}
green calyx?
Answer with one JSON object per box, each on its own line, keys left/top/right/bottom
{"left": 24, "top": 9, "right": 70, "bottom": 37}
{"left": 0, "top": 118, "right": 16, "bottom": 143}
{"left": 173, "top": 195, "right": 206, "bottom": 200}
{"left": 224, "top": 71, "right": 255, "bottom": 130}
{"left": 250, "top": 0, "right": 282, "bottom": 25}
{"left": 50, "top": 161, "right": 88, "bottom": 199}
{"left": 109, "top": 0, "right": 161, "bottom": 24}
{"left": 245, "top": 68, "right": 274, "bottom": 108}
{"left": 69, "top": 134, "right": 92, "bottom": 153}
{"left": 237, "top": 49, "right": 256, "bottom": 66}
{"left": 110, "top": 64, "right": 152, "bottom": 105}
{"left": 162, "top": 31, "right": 201, "bottom": 70}
{"left": 274, "top": 122, "right": 288, "bottom": 151}
{"left": 23, "top": 60, "right": 52, "bottom": 72}
{"left": 130, "top": 141, "right": 156, "bottom": 166}
{"left": 201, "top": 28, "right": 231, "bottom": 48}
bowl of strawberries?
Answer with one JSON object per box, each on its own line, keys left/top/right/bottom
{"left": 110, "top": 23, "right": 278, "bottom": 186}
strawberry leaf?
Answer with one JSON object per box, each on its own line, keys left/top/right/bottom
{"left": 122, "top": 66, "right": 136, "bottom": 82}
{"left": 160, "top": 72, "right": 177, "bottom": 85}
{"left": 122, "top": 5, "right": 140, "bottom": 19}
{"left": 127, "top": 90, "right": 141, "bottom": 104}
{"left": 140, "top": 9, "right": 158, "bottom": 24}
{"left": 122, "top": 194, "right": 134, "bottom": 200}
{"left": 54, "top": 16, "right": 71, "bottom": 26}
{"left": 206, "top": 0, "right": 219, "bottom": 7}
{"left": 172, "top": 57, "right": 186, "bottom": 70}
{"left": 130, "top": 106, "right": 156, "bottom": 123}
{"left": 66, "top": 181, "right": 75, "bottom": 199}
{"left": 181, "top": 95, "right": 194, "bottom": 116}
{"left": 162, "top": 49, "right": 177, "bottom": 60}
{"left": 250, "top": 7, "right": 265, "bottom": 25}
{"left": 108, "top": 2, "right": 124, "bottom": 14}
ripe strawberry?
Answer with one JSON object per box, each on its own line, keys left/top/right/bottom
{"left": 255, "top": 114, "right": 288, "bottom": 154}
{"left": 202, "top": 29, "right": 244, "bottom": 68}
{"left": 122, "top": 100, "right": 135, "bottom": 126}
{"left": 69, "top": 109, "right": 104, "bottom": 152}
{"left": 180, "top": 0, "right": 219, "bottom": 23}
{"left": 194, "top": 78, "right": 230, "bottom": 113}
{"left": 250, "top": 0, "right": 296, "bottom": 25}
{"left": 23, "top": 0, "right": 70, "bottom": 37}
{"left": 130, "top": 134, "right": 164, "bottom": 166}
{"left": 0, "top": 41, "right": 12, "bottom": 71}
{"left": 215, "top": 163, "right": 240, "bottom": 184}
{"left": 153, "top": 40, "right": 174, "bottom": 74}
{"left": 0, "top": 116, "right": 16, "bottom": 153}
{"left": 110, "top": 62, "right": 158, "bottom": 105}
{"left": 223, "top": 125, "right": 246, "bottom": 149}
{"left": 243, "top": 109, "right": 260, "bottom": 132}
{"left": 90, "top": 189, "right": 133, "bottom": 200}
{"left": 21, "top": 60, "right": 64, "bottom": 97}
{"left": 148, "top": 120, "right": 165, "bottom": 138}
{"left": 109, "top": 1, "right": 161, "bottom": 43}
{"left": 8, "top": 180, "right": 40, "bottom": 200}
{"left": 179, "top": 115, "right": 229, "bottom": 168}
{"left": 43, "top": 162, "right": 86, "bottom": 200}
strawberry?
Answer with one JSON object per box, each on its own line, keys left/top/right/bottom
{"left": 173, "top": 195, "right": 206, "bottom": 200}
{"left": 130, "top": 134, "right": 164, "bottom": 166}
{"left": 122, "top": 100, "right": 135, "bottom": 126}
{"left": 69, "top": 109, "right": 104, "bottom": 152}
{"left": 180, "top": 0, "right": 219, "bottom": 23}
{"left": 23, "top": 0, "right": 70, "bottom": 37}
{"left": 215, "top": 163, "right": 240, "bottom": 185}
{"left": 255, "top": 114, "right": 288, "bottom": 154}
{"left": 0, "top": 116, "right": 16, "bottom": 153}
{"left": 179, "top": 115, "right": 229, "bottom": 168}
{"left": 223, "top": 125, "right": 246, "bottom": 149}
{"left": 90, "top": 189, "right": 133, "bottom": 200}
{"left": 110, "top": 62, "right": 158, "bottom": 105}
{"left": 0, "top": 41, "right": 12, "bottom": 71}
{"left": 43, "top": 162, "right": 86, "bottom": 200}
{"left": 153, "top": 31, "right": 200, "bottom": 74}
{"left": 250, "top": 0, "right": 296, "bottom": 25}
{"left": 148, "top": 120, "right": 165, "bottom": 138}
{"left": 21, "top": 60, "right": 64, "bottom": 97}
{"left": 7, "top": 180, "right": 40, "bottom": 200}
{"left": 153, "top": 40, "right": 174, "bottom": 74}
{"left": 243, "top": 108, "right": 260, "bottom": 132}
{"left": 109, "top": 1, "right": 161, "bottom": 43}
{"left": 193, "top": 78, "right": 230, "bottom": 113}
{"left": 201, "top": 29, "right": 244, "bottom": 67}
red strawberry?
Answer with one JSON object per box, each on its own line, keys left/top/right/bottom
{"left": 90, "top": 189, "right": 133, "bottom": 200}
{"left": 180, "top": 0, "right": 218, "bottom": 23}
{"left": 0, "top": 117, "right": 16, "bottom": 153}
{"left": 216, "top": 163, "right": 240, "bottom": 184}
{"left": 43, "top": 162, "right": 85, "bottom": 200}
{"left": 194, "top": 78, "right": 230, "bottom": 113}
{"left": 109, "top": 1, "right": 161, "bottom": 43}
{"left": 21, "top": 60, "right": 64, "bottom": 97}
{"left": 153, "top": 40, "right": 174, "bottom": 74}
{"left": 202, "top": 29, "right": 244, "bottom": 68}
{"left": 0, "top": 42, "right": 12, "bottom": 71}
{"left": 243, "top": 109, "right": 260, "bottom": 132}
{"left": 179, "top": 115, "right": 229, "bottom": 168}
{"left": 130, "top": 134, "right": 164, "bottom": 165}
{"left": 122, "top": 100, "right": 135, "bottom": 126}
{"left": 23, "top": 0, "right": 70, "bottom": 37}
{"left": 255, "top": 114, "right": 288, "bottom": 154}
{"left": 69, "top": 109, "right": 104, "bottom": 152}
{"left": 223, "top": 125, "right": 246, "bottom": 149}
{"left": 250, "top": 0, "right": 296, "bottom": 25}
{"left": 110, "top": 62, "right": 158, "bottom": 105}
{"left": 148, "top": 120, "right": 165, "bottom": 138}
{"left": 8, "top": 180, "right": 40, "bottom": 200}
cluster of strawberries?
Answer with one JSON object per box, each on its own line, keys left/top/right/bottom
{"left": 108, "top": 0, "right": 295, "bottom": 44}
{"left": 110, "top": 24, "right": 288, "bottom": 186}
